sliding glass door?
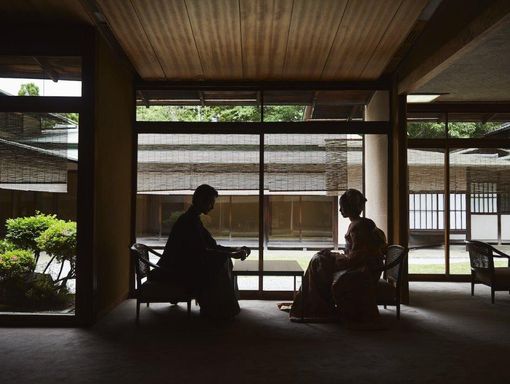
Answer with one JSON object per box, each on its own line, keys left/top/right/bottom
{"left": 134, "top": 88, "right": 390, "bottom": 297}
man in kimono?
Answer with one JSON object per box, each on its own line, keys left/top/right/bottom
{"left": 156, "top": 184, "right": 250, "bottom": 320}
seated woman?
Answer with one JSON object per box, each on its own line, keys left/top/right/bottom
{"left": 290, "top": 189, "right": 387, "bottom": 325}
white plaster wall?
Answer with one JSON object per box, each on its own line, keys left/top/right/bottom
{"left": 471, "top": 215, "right": 498, "bottom": 241}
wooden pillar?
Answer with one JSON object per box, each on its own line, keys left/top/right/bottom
{"left": 390, "top": 81, "right": 409, "bottom": 304}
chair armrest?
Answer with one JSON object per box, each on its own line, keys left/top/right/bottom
{"left": 131, "top": 244, "right": 164, "bottom": 269}
{"left": 141, "top": 256, "right": 162, "bottom": 270}
{"left": 146, "top": 246, "right": 163, "bottom": 258}
{"left": 491, "top": 247, "right": 510, "bottom": 259}
{"left": 376, "top": 257, "right": 402, "bottom": 274}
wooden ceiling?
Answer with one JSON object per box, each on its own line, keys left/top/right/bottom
{"left": 97, "top": 0, "right": 429, "bottom": 81}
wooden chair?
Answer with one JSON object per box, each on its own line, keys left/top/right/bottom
{"left": 376, "top": 245, "right": 407, "bottom": 319}
{"left": 131, "top": 243, "right": 195, "bottom": 323}
{"left": 466, "top": 240, "right": 510, "bottom": 303}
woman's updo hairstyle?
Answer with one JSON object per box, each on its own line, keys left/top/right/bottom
{"left": 339, "top": 189, "right": 367, "bottom": 217}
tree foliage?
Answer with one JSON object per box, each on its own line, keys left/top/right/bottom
{"left": 0, "top": 214, "right": 76, "bottom": 309}
{"left": 136, "top": 105, "right": 305, "bottom": 122}
{"left": 18, "top": 82, "right": 40, "bottom": 96}
{"left": 408, "top": 121, "right": 501, "bottom": 138}
{"left": 0, "top": 240, "right": 15, "bottom": 254}
{"left": 5, "top": 212, "right": 59, "bottom": 253}
{"left": 64, "top": 113, "right": 79, "bottom": 123}
{"left": 36, "top": 220, "right": 77, "bottom": 263}
{"left": 0, "top": 249, "right": 35, "bottom": 280}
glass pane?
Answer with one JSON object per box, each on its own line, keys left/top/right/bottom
{"left": 407, "top": 113, "right": 446, "bottom": 138}
{"left": 0, "top": 111, "right": 78, "bottom": 314}
{"left": 263, "top": 133, "right": 363, "bottom": 290}
{"left": 263, "top": 105, "right": 306, "bottom": 122}
{"left": 136, "top": 90, "right": 261, "bottom": 122}
{"left": 136, "top": 133, "right": 260, "bottom": 290}
{"left": 263, "top": 274, "right": 305, "bottom": 291}
{"left": 263, "top": 90, "right": 371, "bottom": 122}
{"left": 449, "top": 147, "right": 510, "bottom": 274}
{"left": 408, "top": 148, "right": 445, "bottom": 274}
{"left": 448, "top": 114, "right": 510, "bottom": 138}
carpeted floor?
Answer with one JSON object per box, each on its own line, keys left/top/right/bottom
{"left": 1, "top": 282, "right": 510, "bottom": 384}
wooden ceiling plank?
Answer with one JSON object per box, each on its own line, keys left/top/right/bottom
{"left": 322, "top": 0, "right": 402, "bottom": 80}
{"left": 283, "top": 0, "right": 349, "bottom": 80}
{"left": 97, "top": 0, "right": 164, "bottom": 79}
{"left": 131, "top": 0, "right": 203, "bottom": 80}
{"left": 185, "top": 0, "right": 243, "bottom": 79}
{"left": 361, "top": 0, "right": 428, "bottom": 80}
{"left": 240, "top": 0, "right": 293, "bottom": 80}
{"left": 398, "top": 0, "right": 510, "bottom": 94}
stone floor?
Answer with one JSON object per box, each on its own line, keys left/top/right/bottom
{"left": 1, "top": 282, "right": 510, "bottom": 383}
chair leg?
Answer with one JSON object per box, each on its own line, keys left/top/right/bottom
{"left": 491, "top": 288, "right": 495, "bottom": 304}
{"left": 146, "top": 303, "right": 150, "bottom": 308}
{"left": 187, "top": 300, "right": 191, "bottom": 318}
{"left": 383, "top": 304, "right": 387, "bottom": 309}
{"left": 396, "top": 303, "right": 400, "bottom": 320}
{"left": 471, "top": 272, "right": 475, "bottom": 296}
{"left": 136, "top": 300, "right": 140, "bottom": 324}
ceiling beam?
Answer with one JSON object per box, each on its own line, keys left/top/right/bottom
{"left": 136, "top": 79, "right": 391, "bottom": 91}
{"left": 0, "top": 96, "right": 82, "bottom": 113}
{"left": 198, "top": 91, "right": 205, "bottom": 107}
{"left": 33, "top": 57, "right": 59, "bottom": 82}
{"left": 398, "top": 0, "right": 510, "bottom": 95}
{"left": 138, "top": 90, "right": 150, "bottom": 108}
{"left": 407, "top": 102, "right": 510, "bottom": 113}
{"left": 347, "top": 105, "right": 360, "bottom": 122}
{"left": 482, "top": 112, "right": 496, "bottom": 124}
{"left": 136, "top": 121, "right": 390, "bottom": 135}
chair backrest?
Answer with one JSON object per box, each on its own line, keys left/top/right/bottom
{"left": 383, "top": 245, "right": 407, "bottom": 287}
{"left": 131, "top": 243, "right": 158, "bottom": 288}
{"left": 466, "top": 240, "right": 494, "bottom": 272}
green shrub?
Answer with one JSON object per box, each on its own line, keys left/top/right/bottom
{"left": 0, "top": 249, "right": 35, "bottom": 280}
{"left": 0, "top": 271, "right": 71, "bottom": 309}
{"left": 0, "top": 239, "right": 16, "bottom": 254}
{"left": 5, "top": 212, "right": 58, "bottom": 253}
{"left": 24, "top": 273, "right": 71, "bottom": 309}
{"left": 36, "top": 220, "right": 77, "bottom": 263}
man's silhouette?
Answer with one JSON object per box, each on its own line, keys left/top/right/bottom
{"left": 155, "top": 184, "right": 250, "bottom": 320}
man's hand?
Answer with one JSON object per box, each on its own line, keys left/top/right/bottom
{"left": 241, "top": 246, "right": 251, "bottom": 259}
{"left": 232, "top": 247, "right": 249, "bottom": 260}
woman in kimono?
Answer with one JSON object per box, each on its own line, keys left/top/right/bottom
{"left": 290, "top": 189, "right": 387, "bottom": 325}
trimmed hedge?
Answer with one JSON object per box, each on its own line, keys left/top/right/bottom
{"left": 37, "top": 220, "right": 77, "bottom": 263}
{"left": 0, "top": 249, "right": 35, "bottom": 280}
{"left": 5, "top": 212, "right": 58, "bottom": 253}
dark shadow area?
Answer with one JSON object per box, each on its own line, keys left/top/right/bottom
{"left": 1, "top": 283, "right": 510, "bottom": 384}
